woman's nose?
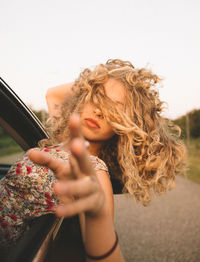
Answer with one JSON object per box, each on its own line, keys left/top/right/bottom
{"left": 93, "top": 107, "right": 103, "bottom": 118}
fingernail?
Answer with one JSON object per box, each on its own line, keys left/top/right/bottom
{"left": 27, "top": 148, "right": 38, "bottom": 155}
{"left": 71, "top": 113, "right": 80, "bottom": 122}
{"left": 56, "top": 205, "right": 66, "bottom": 217}
{"left": 52, "top": 182, "right": 59, "bottom": 194}
{"left": 85, "top": 140, "right": 90, "bottom": 148}
{"left": 52, "top": 182, "right": 66, "bottom": 195}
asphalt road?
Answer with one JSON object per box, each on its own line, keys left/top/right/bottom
{"left": 114, "top": 176, "right": 200, "bottom": 262}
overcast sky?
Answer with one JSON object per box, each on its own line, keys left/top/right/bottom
{"left": 0, "top": 0, "right": 199, "bottom": 119}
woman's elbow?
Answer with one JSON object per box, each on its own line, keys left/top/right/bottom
{"left": 46, "top": 87, "right": 54, "bottom": 101}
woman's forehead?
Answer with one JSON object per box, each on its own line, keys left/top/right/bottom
{"left": 103, "top": 78, "right": 126, "bottom": 105}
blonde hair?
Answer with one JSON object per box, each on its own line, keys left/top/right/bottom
{"left": 41, "top": 59, "right": 186, "bottom": 205}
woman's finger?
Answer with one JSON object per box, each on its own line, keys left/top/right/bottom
{"left": 53, "top": 175, "right": 99, "bottom": 198}
{"left": 55, "top": 192, "right": 105, "bottom": 217}
{"left": 28, "top": 149, "right": 71, "bottom": 180}
{"left": 69, "top": 154, "right": 83, "bottom": 179}
{"left": 69, "top": 113, "right": 82, "bottom": 139}
{"left": 70, "top": 138, "right": 95, "bottom": 176}
{"left": 68, "top": 114, "right": 95, "bottom": 176}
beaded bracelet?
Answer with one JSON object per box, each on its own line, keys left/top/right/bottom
{"left": 85, "top": 231, "right": 118, "bottom": 260}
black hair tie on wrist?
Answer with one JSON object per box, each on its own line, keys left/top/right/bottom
{"left": 85, "top": 231, "right": 118, "bottom": 260}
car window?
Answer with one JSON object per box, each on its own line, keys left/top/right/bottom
{"left": 0, "top": 125, "right": 24, "bottom": 165}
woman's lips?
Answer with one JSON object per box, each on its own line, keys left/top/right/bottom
{"left": 85, "top": 118, "right": 100, "bottom": 128}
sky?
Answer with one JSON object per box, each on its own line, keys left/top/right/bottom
{"left": 0, "top": 0, "right": 200, "bottom": 119}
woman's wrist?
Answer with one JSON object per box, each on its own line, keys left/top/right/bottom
{"left": 85, "top": 195, "right": 110, "bottom": 220}
{"left": 84, "top": 208, "right": 119, "bottom": 262}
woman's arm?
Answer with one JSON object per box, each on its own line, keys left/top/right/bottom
{"left": 79, "top": 169, "right": 114, "bottom": 245}
{"left": 46, "top": 82, "right": 74, "bottom": 117}
{"left": 96, "top": 171, "right": 114, "bottom": 220}
{"left": 83, "top": 171, "right": 119, "bottom": 262}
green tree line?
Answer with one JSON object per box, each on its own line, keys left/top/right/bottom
{"left": 173, "top": 109, "right": 200, "bottom": 139}
{"left": 31, "top": 108, "right": 49, "bottom": 124}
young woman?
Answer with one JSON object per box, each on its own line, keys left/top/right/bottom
{"left": 0, "top": 59, "right": 185, "bottom": 261}
{"left": 46, "top": 59, "right": 186, "bottom": 205}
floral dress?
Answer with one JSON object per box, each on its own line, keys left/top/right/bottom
{"left": 0, "top": 147, "right": 108, "bottom": 250}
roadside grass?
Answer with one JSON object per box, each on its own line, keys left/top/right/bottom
{"left": 0, "top": 136, "right": 23, "bottom": 157}
{"left": 185, "top": 138, "right": 200, "bottom": 184}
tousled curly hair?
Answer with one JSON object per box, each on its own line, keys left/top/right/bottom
{"left": 41, "top": 59, "right": 186, "bottom": 205}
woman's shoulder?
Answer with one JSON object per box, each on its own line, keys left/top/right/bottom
{"left": 89, "top": 155, "right": 108, "bottom": 173}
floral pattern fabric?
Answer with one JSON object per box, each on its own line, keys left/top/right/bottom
{"left": 0, "top": 147, "right": 108, "bottom": 249}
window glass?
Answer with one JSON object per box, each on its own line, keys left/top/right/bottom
{"left": 0, "top": 126, "right": 24, "bottom": 165}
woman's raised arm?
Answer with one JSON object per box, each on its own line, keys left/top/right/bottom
{"left": 46, "top": 82, "right": 74, "bottom": 117}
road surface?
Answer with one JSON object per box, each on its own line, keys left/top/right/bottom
{"left": 114, "top": 176, "right": 200, "bottom": 262}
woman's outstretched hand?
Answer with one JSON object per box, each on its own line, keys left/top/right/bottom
{"left": 29, "top": 114, "right": 124, "bottom": 262}
{"left": 28, "top": 114, "right": 105, "bottom": 218}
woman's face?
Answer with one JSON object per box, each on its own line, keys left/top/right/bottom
{"left": 80, "top": 78, "right": 126, "bottom": 143}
